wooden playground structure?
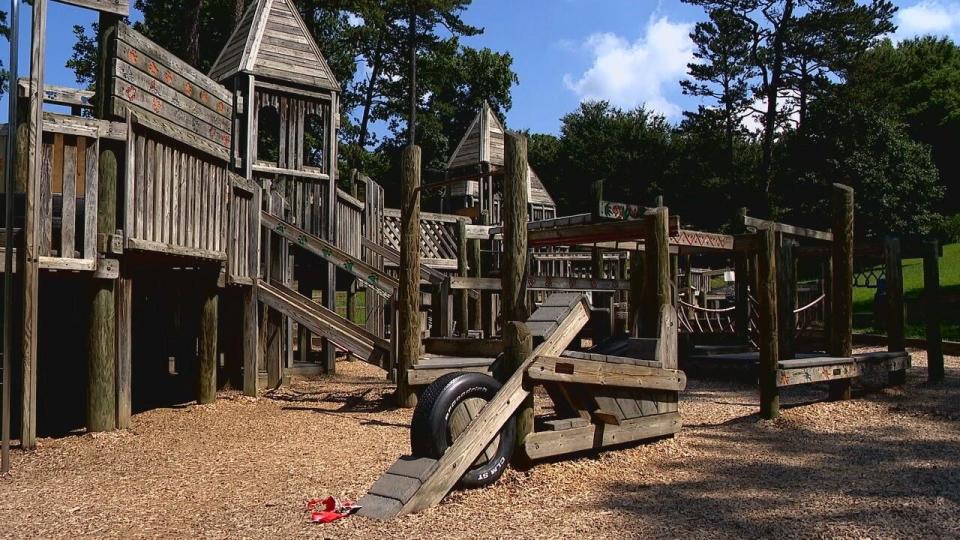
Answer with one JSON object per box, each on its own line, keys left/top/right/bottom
{"left": 0, "top": 0, "right": 948, "bottom": 523}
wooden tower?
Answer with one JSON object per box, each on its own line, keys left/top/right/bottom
{"left": 443, "top": 102, "right": 556, "bottom": 224}
{"left": 209, "top": 0, "right": 342, "bottom": 377}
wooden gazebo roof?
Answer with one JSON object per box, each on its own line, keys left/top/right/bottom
{"left": 208, "top": 0, "right": 339, "bottom": 91}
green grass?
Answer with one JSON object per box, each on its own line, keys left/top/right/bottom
{"left": 853, "top": 242, "right": 960, "bottom": 340}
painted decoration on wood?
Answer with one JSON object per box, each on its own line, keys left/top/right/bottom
{"left": 599, "top": 200, "right": 643, "bottom": 220}
{"left": 112, "top": 24, "right": 233, "bottom": 161}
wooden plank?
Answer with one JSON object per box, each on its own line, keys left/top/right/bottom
{"left": 125, "top": 237, "right": 226, "bottom": 260}
{"left": 743, "top": 215, "right": 833, "bottom": 242}
{"left": 398, "top": 296, "right": 590, "bottom": 515}
{"left": 527, "top": 356, "right": 686, "bottom": 391}
{"left": 261, "top": 210, "right": 397, "bottom": 296}
{"left": 61, "top": 143, "right": 77, "bottom": 257}
{"left": 83, "top": 137, "right": 98, "bottom": 258}
{"left": 52, "top": 0, "right": 128, "bottom": 16}
{"left": 524, "top": 412, "right": 681, "bottom": 460}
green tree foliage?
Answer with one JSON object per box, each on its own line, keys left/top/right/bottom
{"left": 681, "top": 0, "right": 895, "bottom": 210}
{"left": 844, "top": 37, "right": 960, "bottom": 215}
{"left": 777, "top": 93, "right": 943, "bottom": 238}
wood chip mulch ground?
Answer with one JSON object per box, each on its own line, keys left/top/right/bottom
{"left": 3, "top": 348, "right": 960, "bottom": 539}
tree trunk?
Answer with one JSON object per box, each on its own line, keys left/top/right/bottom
{"left": 358, "top": 35, "right": 384, "bottom": 149}
{"left": 760, "top": 0, "right": 794, "bottom": 213}
{"left": 185, "top": 0, "right": 202, "bottom": 67}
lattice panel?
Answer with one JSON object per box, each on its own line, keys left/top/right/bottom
{"left": 382, "top": 212, "right": 459, "bottom": 261}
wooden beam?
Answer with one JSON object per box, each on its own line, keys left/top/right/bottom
{"left": 198, "top": 277, "right": 218, "bottom": 404}
{"left": 504, "top": 321, "right": 533, "bottom": 467}
{"left": 454, "top": 220, "right": 468, "bottom": 335}
{"left": 52, "top": 0, "right": 128, "bottom": 16}
{"left": 757, "top": 227, "right": 779, "bottom": 420}
{"left": 828, "top": 184, "right": 854, "bottom": 400}
{"left": 449, "top": 275, "right": 631, "bottom": 292}
{"left": 87, "top": 149, "right": 117, "bottom": 432}
{"left": 743, "top": 215, "right": 833, "bottom": 242}
{"left": 397, "top": 146, "right": 421, "bottom": 408}
{"left": 524, "top": 412, "right": 681, "bottom": 460}
{"left": 527, "top": 355, "right": 686, "bottom": 391}
{"left": 639, "top": 208, "right": 669, "bottom": 337}
{"left": 885, "top": 235, "right": 906, "bottom": 385}
{"left": 526, "top": 214, "right": 681, "bottom": 248}
{"left": 924, "top": 240, "right": 943, "bottom": 383}
{"left": 501, "top": 132, "right": 528, "bottom": 322}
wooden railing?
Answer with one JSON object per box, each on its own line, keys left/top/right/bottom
{"left": 123, "top": 120, "right": 229, "bottom": 260}
{"left": 382, "top": 208, "right": 463, "bottom": 270}
{"left": 336, "top": 189, "right": 363, "bottom": 259}
{"left": 227, "top": 175, "right": 259, "bottom": 284}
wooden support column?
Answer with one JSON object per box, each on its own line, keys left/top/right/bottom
{"left": 504, "top": 321, "right": 532, "bottom": 467}
{"left": 923, "top": 240, "right": 943, "bottom": 383}
{"left": 198, "top": 275, "right": 218, "bottom": 404}
{"left": 757, "top": 227, "right": 779, "bottom": 419}
{"left": 298, "top": 275, "right": 312, "bottom": 362}
{"left": 115, "top": 271, "right": 132, "bottom": 428}
{"left": 776, "top": 235, "right": 796, "bottom": 360}
{"left": 639, "top": 208, "right": 669, "bottom": 337}
{"left": 454, "top": 219, "right": 468, "bottom": 335}
{"left": 628, "top": 251, "right": 643, "bottom": 337}
{"left": 467, "top": 238, "right": 481, "bottom": 332}
{"left": 396, "top": 145, "right": 421, "bottom": 408}
{"left": 429, "top": 279, "right": 450, "bottom": 337}
{"left": 828, "top": 184, "right": 854, "bottom": 400}
{"left": 734, "top": 208, "right": 750, "bottom": 345}
{"left": 20, "top": 0, "right": 48, "bottom": 450}
{"left": 501, "top": 132, "right": 529, "bottom": 322}
{"left": 88, "top": 149, "right": 117, "bottom": 432}
{"left": 885, "top": 235, "right": 906, "bottom": 385}
{"left": 242, "top": 285, "right": 258, "bottom": 396}
{"left": 822, "top": 257, "right": 833, "bottom": 354}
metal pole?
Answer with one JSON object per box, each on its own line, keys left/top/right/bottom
{"left": 3, "top": 0, "right": 21, "bottom": 474}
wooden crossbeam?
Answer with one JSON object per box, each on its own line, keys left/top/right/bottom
{"left": 743, "top": 216, "right": 833, "bottom": 242}
{"left": 524, "top": 412, "right": 681, "bottom": 460}
{"left": 448, "top": 275, "right": 630, "bottom": 292}
{"left": 527, "top": 355, "right": 687, "bottom": 391}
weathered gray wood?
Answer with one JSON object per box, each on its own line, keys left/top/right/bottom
{"left": 504, "top": 321, "right": 533, "bottom": 466}
{"left": 640, "top": 208, "right": 670, "bottom": 337}
{"left": 199, "top": 281, "right": 218, "bottom": 404}
{"left": 398, "top": 297, "right": 590, "bottom": 516}
{"left": 21, "top": 0, "right": 49, "bottom": 449}
{"left": 524, "top": 412, "right": 681, "bottom": 460}
{"left": 115, "top": 272, "right": 132, "bottom": 428}
{"left": 829, "top": 184, "right": 854, "bottom": 400}
{"left": 527, "top": 355, "right": 686, "bottom": 391}
{"left": 923, "top": 240, "right": 943, "bottom": 382}
{"left": 397, "top": 145, "right": 421, "bottom": 408}
{"left": 501, "top": 132, "right": 529, "bottom": 322}
{"left": 777, "top": 235, "right": 796, "bottom": 360}
{"left": 757, "top": 227, "right": 779, "bottom": 419}
{"left": 885, "top": 235, "right": 906, "bottom": 386}
{"left": 742, "top": 215, "right": 833, "bottom": 241}
{"left": 83, "top": 136, "right": 99, "bottom": 259}
{"left": 454, "top": 220, "right": 468, "bottom": 334}
{"left": 52, "top": 0, "right": 128, "bottom": 16}
{"left": 88, "top": 149, "right": 117, "bottom": 433}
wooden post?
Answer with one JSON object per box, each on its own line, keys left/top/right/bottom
{"left": 397, "top": 145, "right": 421, "bottom": 408}
{"left": 640, "top": 208, "right": 669, "bottom": 337}
{"left": 628, "top": 252, "right": 643, "bottom": 338}
{"left": 454, "top": 219, "right": 468, "bottom": 335}
{"left": 828, "top": 184, "right": 854, "bottom": 400}
{"left": 298, "top": 275, "right": 312, "bottom": 363}
{"left": 501, "top": 132, "right": 528, "bottom": 322}
{"left": 923, "top": 240, "right": 943, "bottom": 382}
{"left": 87, "top": 149, "right": 117, "bottom": 433}
{"left": 503, "top": 321, "right": 532, "bottom": 467}
{"left": 822, "top": 257, "right": 833, "bottom": 354}
{"left": 429, "top": 279, "right": 450, "bottom": 337}
{"left": 776, "top": 234, "right": 796, "bottom": 360}
{"left": 734, "top": 208, "right": 750, "bottom": 345}
{"left": 198, "top": 277, "right": 218, "bottom": 404}
{"left": 467, "top": 238, "right": 481, "bottom": 332}
{"left": 885, "top": 235, "right": 906, "bottom": 385}
{"left": 757, "top": 227, "right": 779, "bottom": 419}
{"left": 242, "top": 285, "right": 258, "bottom": 396}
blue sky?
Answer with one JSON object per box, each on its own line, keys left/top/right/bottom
{"left": 3, "top": 0, "right": 960, "bottom": 131}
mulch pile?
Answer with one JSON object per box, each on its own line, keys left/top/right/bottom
{"left": 2, "top": 348, "right": 959, "bottom": 538}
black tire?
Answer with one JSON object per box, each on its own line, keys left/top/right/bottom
{"left": 410, "top": 372, "right": 516, "bottom": 488}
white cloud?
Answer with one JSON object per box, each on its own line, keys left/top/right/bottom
{"left": 896, "top": 1, "right": 960, "bottom": 39}
{"left": 563, "top": 15, "right": 693, "bottom": 118}
{"left": 346, "top": 13, "right": 365, "bottom": 27}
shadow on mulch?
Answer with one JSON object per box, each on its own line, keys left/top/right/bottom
{"left": 267, "top": 386, "right": 400, "bottom": 414}
{"left": 598, "top": 366, "right": 960, "bottom": 537}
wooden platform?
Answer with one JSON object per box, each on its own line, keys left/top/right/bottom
{"left": 683, "top": 350, "right": 912, "bottom": 387}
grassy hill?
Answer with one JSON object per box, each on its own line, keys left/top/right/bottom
{"left": 853, "top": 242, "right": 960, "bottom": 340}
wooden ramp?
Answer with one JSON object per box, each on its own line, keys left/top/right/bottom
{"left": 358, "top": 293, "right": 592, "bottom": 520}
{"left": 257, "top": 280, "right": 390, "bottom": 367}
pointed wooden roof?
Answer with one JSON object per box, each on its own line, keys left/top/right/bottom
{"left": 446, "top": 103, "right": 556, "bottom": 206}
{"left": 209, "top": 0, "right": 339, "bottom": 91}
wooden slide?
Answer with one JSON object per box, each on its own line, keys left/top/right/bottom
{"left": 257, "top": 279, "right": 391, "bottom": 367}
